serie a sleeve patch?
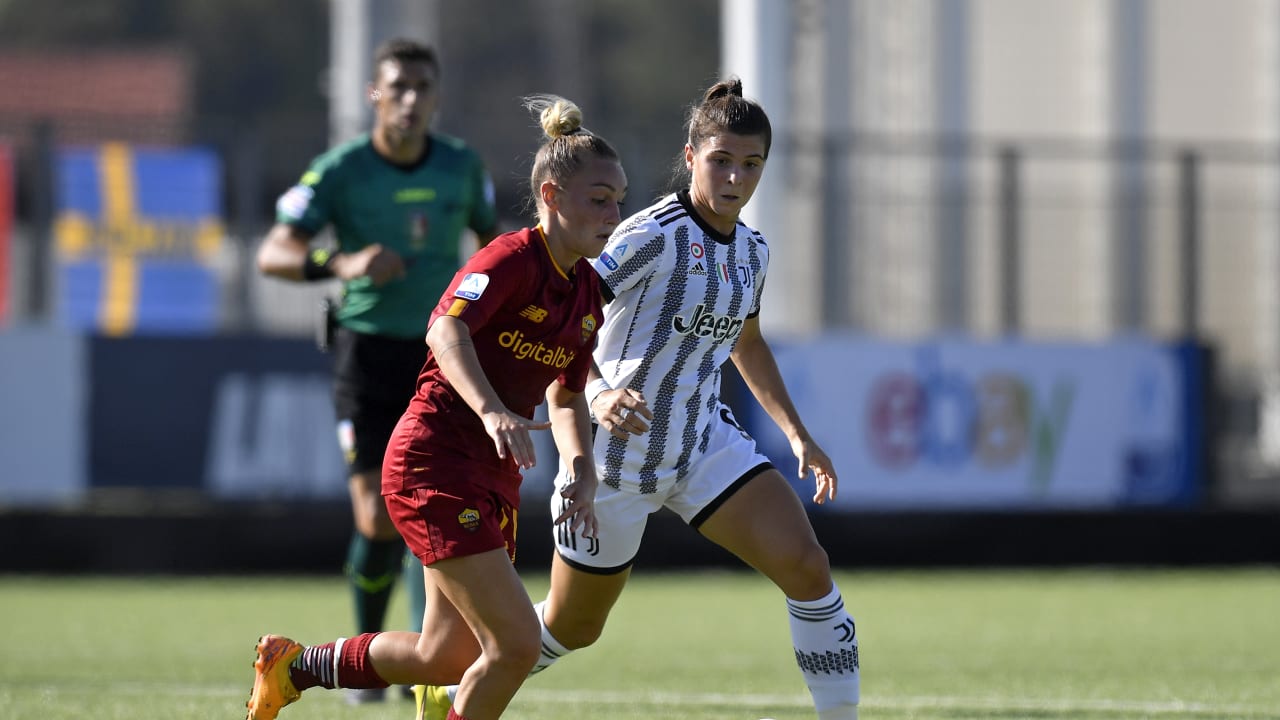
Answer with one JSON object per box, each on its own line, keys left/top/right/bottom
{"left": 276, "top": 185, "right": 314, "bottom": 221}
{"left": 455, "top": 273, "right": 490, "bottom": 300}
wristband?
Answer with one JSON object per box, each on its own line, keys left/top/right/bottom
{"left": 302, "top": 248, "right": 336, "bottom": 281}
{"left": 584, "top": 377, "right": 612, "bottom": 414}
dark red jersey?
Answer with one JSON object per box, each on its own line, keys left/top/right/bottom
{"left": 383, "top": 226, "right": 602, "bottom": 501}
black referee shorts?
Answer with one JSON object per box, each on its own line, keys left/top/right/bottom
{"left": 332, "top": 327, "right": 428, "bottom": 475}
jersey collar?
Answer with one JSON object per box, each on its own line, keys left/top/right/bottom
{"left": 678, "top": 189, "right": 736, "bottom": 245}
{"left": 535, "top": 224, "right": 572, "bottom": 281}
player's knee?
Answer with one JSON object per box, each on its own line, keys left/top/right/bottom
{"left": 492, "top": 624, "right": 542, "bottom": 674}
{"left": 780, "top": 541, "right": 833, "bottom": 599}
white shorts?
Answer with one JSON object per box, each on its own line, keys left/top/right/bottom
{"left": 550, "top": 411, "right": 774, "bottom": 572}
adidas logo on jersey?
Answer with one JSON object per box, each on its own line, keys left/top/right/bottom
{"left": 690, "top": 261, "right": 707, "bottom": 275}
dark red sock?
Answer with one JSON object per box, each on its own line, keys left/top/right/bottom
{"left": 336, "top": 632, "right": 390, "bottom": 689}
{"left": 446, "top": 709, "right": 469, "bottom": 720}
{"left": 287, "top": 642, "right": 335, "bottom": 691}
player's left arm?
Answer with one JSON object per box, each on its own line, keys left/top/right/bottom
{"left": 545, "top": 382, "right": 599, "bottom": 537}
{"left": 729, "top": 316, "right": 838, "bottom": 504}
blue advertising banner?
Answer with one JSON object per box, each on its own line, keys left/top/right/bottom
{"left": 14, "top": 334, "right": 1201, "bottom": 509}
{"left": 54, "top": 143, "right": 225, "bottom": 335}
{"left": 749, "top": 337, "right": 1207, "bottom": 510}
{"left": 87, "top": 335, "right": 346, "bottom": 499}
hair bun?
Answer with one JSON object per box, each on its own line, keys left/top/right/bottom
{"left": 704, "top": 77, "right": 744, "bottom": 103}
{"left": 540, "top": 99, "right": 584, "bottom": 139}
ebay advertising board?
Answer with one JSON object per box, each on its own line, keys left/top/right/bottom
{"left": 748, "top": 338, "right": 1207, "bottom": 510}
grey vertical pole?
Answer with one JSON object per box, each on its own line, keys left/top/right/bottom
{"left": 383, "top": 0, "right": 440, "bottom": 47}
{"left": 1112, "top": 0, "right": 1148, "bottom": 332}
{"left": 330, "top": 0, "right": 371, "bottom": 145}
{"left": 998, "top": 146, "right": 1021, "bottom": 335}
{"left": 540, "top": 0, "right": 587, "bottom": 107}
{"left": 722, "top": 0, "right": 794, "bottom": 334}
{"left": 821, "top": 0, "right": 852, "bottom": 329}
{"left": 1178, "top": 150, "right": 1200, "bottom": 338}
{"left": 936, "top": 0, "right": 970, "bottom": 332}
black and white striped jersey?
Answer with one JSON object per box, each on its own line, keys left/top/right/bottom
{"left": 588, "top": 190, "right": 770, "bottom": 494}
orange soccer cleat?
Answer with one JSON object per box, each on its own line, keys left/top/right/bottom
{"left": 245, "top": 634, "right": 304, "bottom": 720}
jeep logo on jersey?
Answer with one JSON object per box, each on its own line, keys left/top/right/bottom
{"left": 672, "top": 304, "right": 745, "bottom": 342}
{"left": 455, "top": 273, "right": 490, "bottom": 300}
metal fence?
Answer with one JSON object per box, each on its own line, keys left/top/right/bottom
{"left": 5, "top": 123, "right": 1280, "bottom": 504}
{"left": 774, "top": 131, "right": 1280, "bottom": 504}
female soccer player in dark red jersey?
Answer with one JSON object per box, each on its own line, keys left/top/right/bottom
{"left": 245, "top": 95, "right": 626, "bottom": 720}
{"left": 257, "top": 41, "right": 497, "bottom": 697}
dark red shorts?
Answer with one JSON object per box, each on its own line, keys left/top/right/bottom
{"left": 385, "top": 485, "right": 518, "bottom": 566}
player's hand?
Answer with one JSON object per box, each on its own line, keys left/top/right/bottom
{"left": 338, "top": 244, "right": 407, "bottom": 285}
{"left": 554, "top": 463, "right": 599, "bottom": 538}
{"left": 481, "top": 409, "right": 552, "bottom": 470}
{"left": 593, "top": 388, "right": 653, "bottom": 439}
{"left": 791, "top": 435, "right": 838, "bottom": 505}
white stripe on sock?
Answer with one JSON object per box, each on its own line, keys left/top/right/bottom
{"left": 333, "top": 638, "right": 346, "bottom": 689}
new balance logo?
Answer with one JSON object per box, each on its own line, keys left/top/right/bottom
{"left": 690, "top": 262, "right": 706, "bottom": 275}
{"left": 520, "top": 305, "right": 548, "bottom": 322}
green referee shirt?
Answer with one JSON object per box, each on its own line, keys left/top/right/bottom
{"left": 276, "top": 132, "right": 499, "bottom": 339}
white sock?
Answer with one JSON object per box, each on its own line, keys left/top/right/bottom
{"left": 787, "top": 584, "right": 860, "bottom": 720}
{"left": 530, "top": 600, "right": 573, "bottom": 674}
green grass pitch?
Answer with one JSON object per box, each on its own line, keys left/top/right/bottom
{"left": 1, "top": 569, "right": 1277, "bottom": 719}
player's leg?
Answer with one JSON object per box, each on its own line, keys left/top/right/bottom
{"left": 695, "top": 468, "right": 859, "bottom": 720}
{"left": 334, "top": 338, "right": 405, "bottom": 655}
{"left": 342, "top": 465, "right": 404, "bottom": 704}
{"left": 421, "top": 549, "right": 540, "bottom": 720}
{"left": 394, "top": 485, "right": 539, "bottom": 720}
{"left": 336, "top": 332, "right": 428, "bottom": 702}
{"left": 673, "top": 414, "right": 859, "bottom": 720}
{"left": 422, "top": 478, "right": 651, "bottom": 714}
{"left": 536, "top": 478, "right": 655, "bottom": 668}
{"left": 538, "top": 552, "right": 630, "bottom": 665}
{"left": 245, "top": 570, "right": 488, "bottom": 720}
{"left": 336, "top": 330, "right": 428, "bottom": 641}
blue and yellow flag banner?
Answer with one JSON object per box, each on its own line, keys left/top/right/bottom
{"left": 54, "top": 143, "right": 225, "bottom": 335}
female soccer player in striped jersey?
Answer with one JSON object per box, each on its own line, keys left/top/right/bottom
{"left": 423, "top": 77, "right": 860, "bottom": 720}
{"left": 245, "top": 95, "right": 625, "bottom": 720}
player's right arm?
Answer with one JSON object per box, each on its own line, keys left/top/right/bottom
{"left": 256, "top": 223, "right": 406, "bottom": 285}
{"left": 258, "top": 152, "right": 406, "bottom": 285}
{"left": 426, "top": 314, "right": 550, "bottom": 469}
{"left": 585, "top": 360, "right": 651, "bottom": 439}
{"left": 256, "top": 223, "right": 317, "bottom": 281}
